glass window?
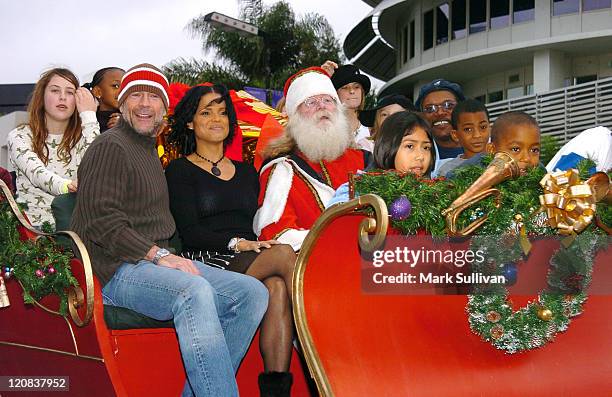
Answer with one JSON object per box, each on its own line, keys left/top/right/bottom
{"left": 488, "top": 90, "right": 504, "bottom": 102}
{"left": 552, "top": 0, "right": 580, "bottom": 15}
{"left": 490, "top": 0, "right": 510, "bottom": 29}
{"left": 526, "top": 84, "right": 534, "bottom": 95}
{"left": 507, "top": 86, "right": 525, "bottom": 99}
{"left": 436, "top": 3, "right": 450, "bottom": 44}
{"left": 508, "top": 74, "right": 520, "bottom": 84}
{"left": 575, "top": 75, "right": 597, "bottom": 84}
{"left": 424, "top": 10, "right": 434, "bottom": 50}
{"left": 410, "top": 21, "right": 416, "bottom": 58}
{"left": 469, "top": 0, "right": 487, "bottom": 34}
{"left": 583, "top": 0, "right": 611, "bottom": 11}
{"left": 475, "top": 94, "right": 487, "bottom": 104}
{"left": 514, "top": 0, "right": 535, "bottom": 23}
{"left": 452, "top": 0, "right": 467, "bottom": 39}
{"left": 402, "top": 25, "right": 408, "bottom": 63}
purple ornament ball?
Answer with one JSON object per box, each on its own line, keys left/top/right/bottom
{"left": 35, "top": 269, "right": 44, "bottom": 278}
{"left": 502, "top": 263, "right": 517, "bottom": 286}
{"left": 390, "top": 195, "right": 412, "bottom": 220}
{"left": 48, "top": 266, "right": 56, "bottom": 275}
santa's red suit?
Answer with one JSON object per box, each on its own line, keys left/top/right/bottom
{"left": 254, "top": 149, "right": 365, "bottom": 250}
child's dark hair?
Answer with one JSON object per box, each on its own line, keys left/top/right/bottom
{"left": 451, "top": 98, "right": 489, "bottom": 129}
{"left": 490, "top": 111, "right": 539, "bottom": 144}
{"left": 373, "top": 111, "right": 436, "bottom": 174}
{"left": 82, "top": 67, "right": 125, "bottom": 90}
{"left": 168, "top": 84, "right": 237, "bottom": 155}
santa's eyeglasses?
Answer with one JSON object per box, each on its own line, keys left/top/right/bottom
{"left": 302, "top": 96, "right": 337, "bottom": 108}
{"left": 422, "top": 100, "right": 456, "bottom": 114}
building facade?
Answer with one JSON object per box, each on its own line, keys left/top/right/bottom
{"left": 345, "top": 0, "right": 612, "bottom": 102}
{"left": 0, "top": 84, "right": 33, "bottom": 170}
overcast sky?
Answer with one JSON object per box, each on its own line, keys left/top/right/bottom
{"left": 0, "top": 0, "right": 374, "bottom": 86}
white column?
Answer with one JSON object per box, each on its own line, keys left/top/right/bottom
{"left": 534, "top": 0, "right": 551, "bottom": 39}
{"left": 533, "top": 49, "right": 567, "bottom": 94}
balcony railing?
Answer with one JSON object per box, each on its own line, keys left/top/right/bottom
{"left": 486, "top": 77, "right": 612, "bottom": 143}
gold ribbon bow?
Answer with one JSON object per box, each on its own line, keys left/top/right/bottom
{"left": 539, "top": 169, "right": 596, "bottom": 236}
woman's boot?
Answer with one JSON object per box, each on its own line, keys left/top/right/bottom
{"left": 258, "top": 371, "right": 293, "bottom": 397}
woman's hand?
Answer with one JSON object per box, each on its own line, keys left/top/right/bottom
{"left": 321, "top": 60, "right": 338, "bottom": 76}
{"left": 236, "top": 239, "right": 280, "bottom": 253}
{"left": 76, "top": 87, "right": 97, "bottom": 113}
{"left": 106, "top": 112, "right": 121, "bottom": 129}
{"left": 67, "top": 179, "right": 78, "bottom": 193}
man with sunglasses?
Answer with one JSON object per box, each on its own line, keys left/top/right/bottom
{"left": 255, "top": 67, "right": 366, "bottom": 251}
{"left": 415, "top": 79, "right": 466, "bottom": 160}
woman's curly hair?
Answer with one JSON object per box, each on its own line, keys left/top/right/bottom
{"left": 168, "top": 84, "right": 238, "bottom": 155}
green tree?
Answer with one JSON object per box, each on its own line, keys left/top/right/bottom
{"left": 164, "top": 1, "right": 343, "bottom": 91}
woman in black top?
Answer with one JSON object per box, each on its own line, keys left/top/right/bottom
{"left": 166, "top": 84, "right": 296, "bottom": 396}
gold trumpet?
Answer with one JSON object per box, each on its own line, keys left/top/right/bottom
{"left": 586, "top": 171, "right": 611, "bottom": 204}
{"left": 586, "top": 171, "right": 611, "bottom": 234}
{"left": 442, "top": 152, "right": 521, "bottom": 236}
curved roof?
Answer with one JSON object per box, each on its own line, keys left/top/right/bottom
{"left": 343, "top": 15, "right": 396, "bottom": 81}
{"left": 361, "top": 0, "right": 382, "bottom": 6}
{"left": 343, "top": 0, "right": 410, "bottom": 81}
{"left": 344, "top": 15, "right": 376, "bottom": 60}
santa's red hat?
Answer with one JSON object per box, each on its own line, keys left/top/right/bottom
{"left": 283, "top": 67, "right": 339, "bottom": 116}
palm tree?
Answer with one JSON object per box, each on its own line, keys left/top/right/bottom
{"left": 163, "top": 58, "right": 248, "bottom": 89}
{"left": 163, "top": 1, "right": 343, "bottom": 91}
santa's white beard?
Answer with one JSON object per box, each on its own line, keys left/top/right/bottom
{"left": 287, "top": 107, "right": 352, "bottom": 162}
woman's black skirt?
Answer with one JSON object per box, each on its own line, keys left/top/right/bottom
{"left": 181, "top": 250, "right": 260, "bottom": 274}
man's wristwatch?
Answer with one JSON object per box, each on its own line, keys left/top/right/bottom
{"left": 227, "top": 237, "right": 245, "bottom": 253}
{"left": 152, "top": 248, "right": 171, "bottom": 264}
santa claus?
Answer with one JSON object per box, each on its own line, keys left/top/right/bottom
{"left": 254, "top": 67, "right": 367, "bottom": 251}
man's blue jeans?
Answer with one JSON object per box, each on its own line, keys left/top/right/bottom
{"left": 102, "top": 260, "right": 269, "bottom": 396}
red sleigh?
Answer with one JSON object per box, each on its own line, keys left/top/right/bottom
{"left": 293, "top": 194, "right": 612, "bottom": 396}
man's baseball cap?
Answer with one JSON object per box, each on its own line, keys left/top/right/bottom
{"left": 415, "top": 78, "right": 465, "bottom": 110}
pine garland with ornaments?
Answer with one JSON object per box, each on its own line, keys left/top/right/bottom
{"left": 353, "top": 157, "right": 610, "bottom": 354}
{"left": 466, "top": 231, "right": 607, "bottom": 353}
{"left": 0, "top": 201, "right": 77, "bottom": 315}
{"left": 354, "top": 156, "right": 565, "bottom": 236}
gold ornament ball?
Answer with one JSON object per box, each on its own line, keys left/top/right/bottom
{"left": 486, "top": 311, "right": 502, "bottom": 323}
{"left": 490, "top": 324, "right": 504, "bottom": 340}
{"left": 514, "top": 214, "right": 523, "bottom": 222}
{"left": 537, "top": 308, "right": 553, "bottom": 321}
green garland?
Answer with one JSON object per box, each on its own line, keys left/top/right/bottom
{"left": 0, "top": 201, "right": 77, "bottom": 315}
{"left": 466, "top": 232, "right": 606, "bottom": 353}
{"left": 354, "top": 158, "right": 610, "bottom": 353}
